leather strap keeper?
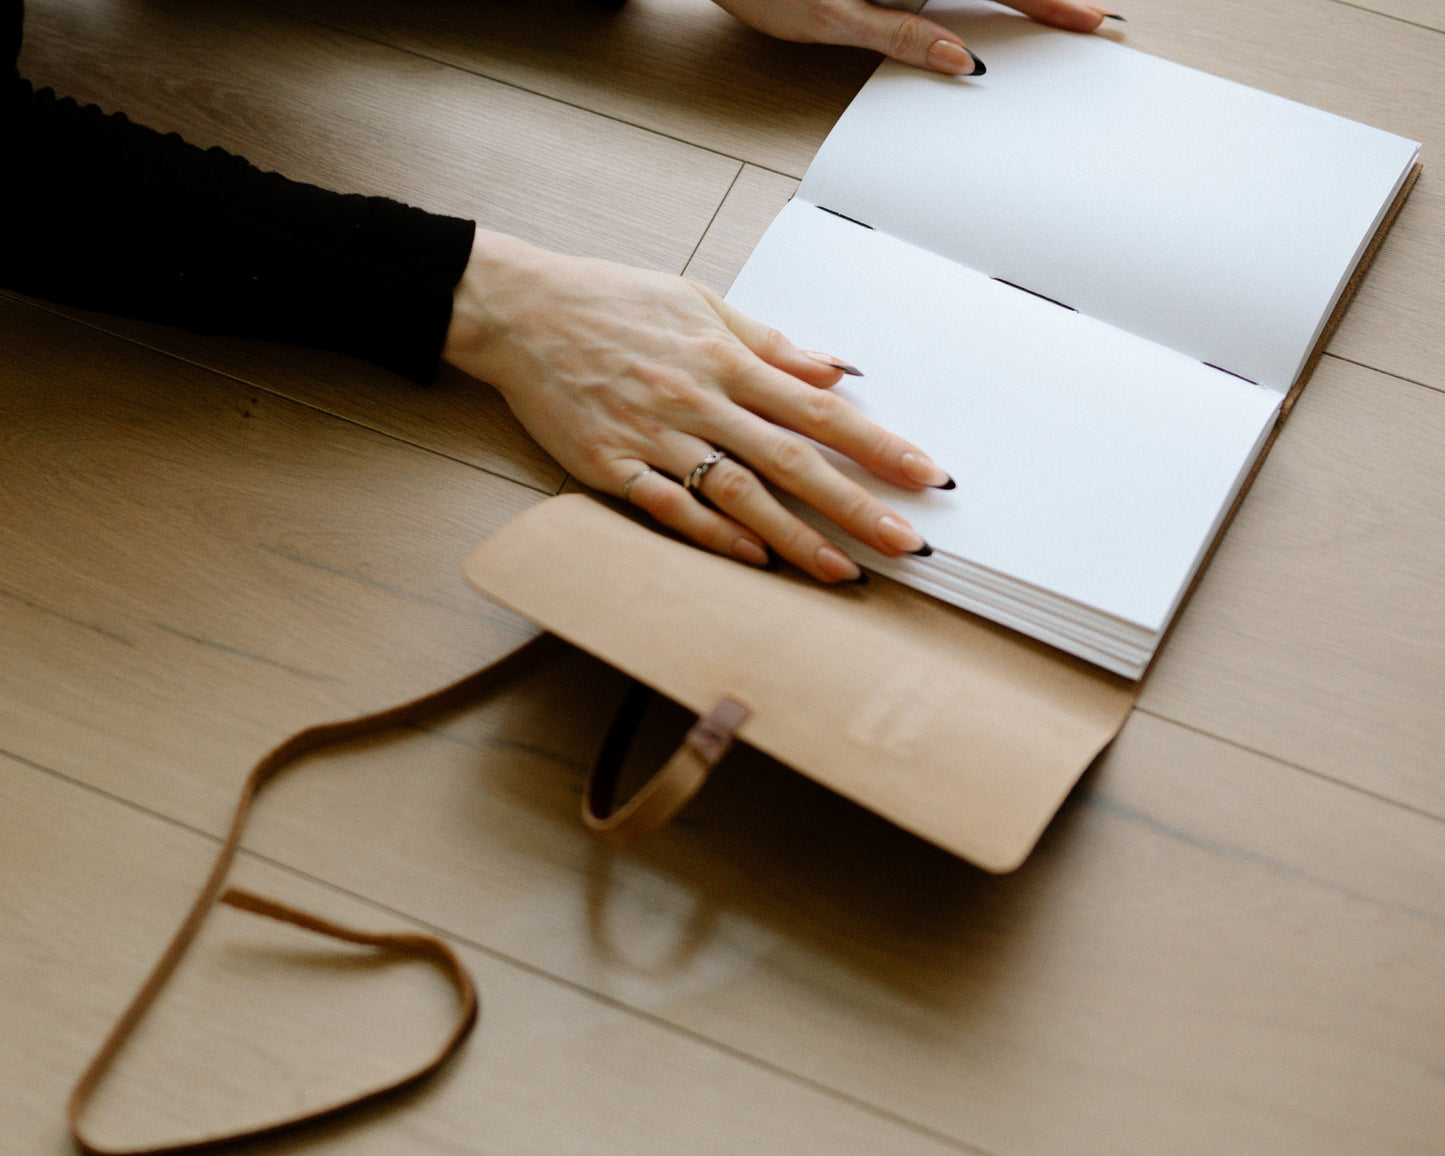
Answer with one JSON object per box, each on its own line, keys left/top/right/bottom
{"left": 585, "top": 683, "right": 751, "bottom": 845}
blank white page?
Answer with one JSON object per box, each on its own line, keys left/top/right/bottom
{"left": 797, "top": 0, "right": 1420, "bottom": 392}
{"left": 726, "top": 201, "right": 1282, "bottom": 631}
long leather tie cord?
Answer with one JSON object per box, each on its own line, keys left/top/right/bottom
{"left": 68, "top": 633, "right": 560, "bottom": 1156}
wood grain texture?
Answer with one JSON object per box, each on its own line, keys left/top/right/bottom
{"left": 258, "top": 0, "right": 1445, "bottom": 389}
{"left": 1141, "top": 357, "right": 1445, "bottom": 816}
{"left": 16, "top": 0, "right": 746, "bottom": 483}
{"left": 0, "top": 758, "right": 966, "bottom": 1156}
{"left": 684, "top": 165, "right": 799, "bottom": 294}
{"left": 259, "top": 0, "right": 882, "bottom": 178}
{"left": 18, "top": 0, "right": 741, "bottom": 271}
{"left": 5, "top": 0, "right": 1443, "bottom": 1153}
{"left": 0, "top": 295, "right": 542, "bottom": 834}
{"left": 132, "top": 690, "right": 1445, "bottom": 1155}
{"left": 7, "top": 292, "right": 566, "bottom": 493}
{"left": 1346, "top": 0, "right": 1445, "bottom": 30}
{"left": 673, "top": 124, "right": 1445, "bottom": 815}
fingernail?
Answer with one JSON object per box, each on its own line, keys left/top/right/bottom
{"left": 900, "top": 450, "right": 951, "bottom": 488}
{"left": 732, "top": 537, "right": 770, "bottom": 567}
{"left": 1102, "top": 12, "right": 1126, "bottom": 20}
{"left": 877, "top": 514, "right": 926, "bottom": 555}
{"left": 806, "top": 351, "right": 864, "bottom": 376}
{"left": 816, "top": 544, "right": 862, "bottom": 583}
{"left": 910, "top": 542, "right": 933, "bottom": 558}
{"left": 928, "top": 39, "right": 984, "bottom": 76}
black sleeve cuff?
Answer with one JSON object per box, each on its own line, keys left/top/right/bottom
{"left": 2, "top": 76, "right": 476, "bottom": 384}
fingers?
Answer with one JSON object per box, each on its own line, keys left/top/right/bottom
{"left": 1004, "top": 1, "right": 1118, "bottom": 32}
{"left": 804, "top": 351, "right": 864, "bottom": 378}
{"left": 707, "top": 298, "right": 952, "bottom": 493}
{"left": 609, "top": 284, "right": 950, "bottom": 580}
{"left": 705, "top": 284, "right": 952, "bottom": 491}
{"left": 617, "top": 438, "right": 885, "bottom": 584}
{"left": 626, "top": 448, "right": 870, "bottom": 584}
{"left": 713, "top": 420, "right": 933, "bottom": 557}
{"left": 618, "top": 461, "right": 773, "bottom": 569}
{"left": 618, "top": 450, "right": 876, "bottom": 583}
{"left": 820, "top": 0, "right": 1121, "bottom": 77}
{"left": 622, "top": 412, "right": 936, "bottom": 583}
{"left": 733, "top": 372, "right": 952, "bottom": 492}
{"left": 832, "top": 6, "right": 984, "bottom": 76}
{"left": 708, "top": 0, "right": 1118, "bottom": 78}
{"left": 703, "top": 288, "right": 851, "bottom": 389}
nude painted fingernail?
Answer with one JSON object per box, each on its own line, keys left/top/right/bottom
{"left": 805, "top": 351, "right": 864, "bottom": 376}
{"left": 732, "top": 537, "right": 770, "bottom": 567}
{"left": 816, "top": 544, "right": 862, "bottom": 583}
{"left": 877, "top": 514, "right": 926, "bottom": 555}
{"left": 928, "top": 39, "right": 984, "bottom": 76}
{"left": 900, "top": 450, "right": 951, "bottom": 488}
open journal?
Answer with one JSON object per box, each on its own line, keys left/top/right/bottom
{"left": 724, "top": 0, "right": 1420, "bottom": 679}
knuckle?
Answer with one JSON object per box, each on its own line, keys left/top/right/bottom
{"left": 705, "top": 519, "right": 746, "bottom": 554}
{"left": 775, "top": 521, "right": 820, "bottom": 562}
{"left": 1042, "top": 0, "right": 1087, "bottom": 25}
{"left": 814, "top": 1, "right": 857, "bottom": 41}
{"left": 695, "top": 331, "right": 746, "bottom": 372}
{"left": 708, "top": 460, "right": 754, "bottom": 505}
{"left": 887, "top": 17, "right": 932, "bottom": 61}
{"left": 755, "top": 325, "right": 788, "bottom": 358}
{"left": 869, "top": 427, "right": 900, "bottom": 464}
{"left": 765, "top": 435, "right": 815, "bottom": 483}
{"left": 799, "top": 385, "right": 844, "bottom": 431}
{"left": 571, "top": 431, "right": 612, "bottom": 468}
{"left": 644, "top": 366, "right": 703, "bottom": 410}
{"left": 644, "top": 484, "right": 688, "bottom": 522}
{"left": 836, "top": 487, "right": 875, "bottom": 529}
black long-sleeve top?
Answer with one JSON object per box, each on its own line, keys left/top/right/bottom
{"left": 1, "top": 0, "right": 475, "bottom": 382}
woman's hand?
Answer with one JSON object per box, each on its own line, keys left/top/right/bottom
{"left": 709, "top": 0, "right": 1120, "bottom": 75}
{"left": 443, "top": 230, "right": 951, "bottom": 583}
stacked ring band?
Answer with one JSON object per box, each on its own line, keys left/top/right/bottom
{"left": 621, "top": 467, "right": 652, "bottom": 503}
{"left": 684, "top": 449, "right": 728, "bottom": 495}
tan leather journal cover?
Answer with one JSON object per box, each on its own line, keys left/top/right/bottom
{"left": 464, "top": 494, "right": 1138, "bottom": 872}
{"left": 463, "top": 165, "right": 1419, "bottom": 873}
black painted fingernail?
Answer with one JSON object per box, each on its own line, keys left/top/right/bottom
{"left": 966, "top": 50, "right": 986, "bottom": 76}
{"left": 910, "top": 542, "right": 934, "bottom": 557}
{"left": 1103, "top": 12, "right": 1127, "bottom": 21}
{"left": 845, "top": 570, "right": 869, "bottom": 585}
{"left": 807, "top": 352, "right": 864, "bottom": 376}
{"left": 935, "top": 475, "right": 957, "bottom": 491}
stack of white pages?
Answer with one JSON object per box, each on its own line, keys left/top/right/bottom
{"left": 725, "top": 0, "right": 1420, "bottom": 679}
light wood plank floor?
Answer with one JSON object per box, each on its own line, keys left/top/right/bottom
{"left": 3, "top": 1, "right": 1442, "bottom": 1153}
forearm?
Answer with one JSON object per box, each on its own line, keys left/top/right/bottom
{"left": 2, "top": 69, "right": 474, "bottom": 382}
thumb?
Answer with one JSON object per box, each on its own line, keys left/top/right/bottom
{"left": 833, "top": 6, "right": 984, "bottom": 76}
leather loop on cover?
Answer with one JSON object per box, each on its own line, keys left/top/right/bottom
{"left": 67, "top": 633, "right": 560, "bottom": 1156}
{"left": 584, "top": 684, "right": 750, "bottom": 845}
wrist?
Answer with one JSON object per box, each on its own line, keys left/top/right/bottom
{"left": 441, "top": 228, "right": 551, "bottom": 370}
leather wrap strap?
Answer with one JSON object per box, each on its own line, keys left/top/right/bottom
{"left": 584, "top": 683, "right": 750, "bottom": 845}
{"left": 68, "top": 633, "right": 559, "bottom": 1156}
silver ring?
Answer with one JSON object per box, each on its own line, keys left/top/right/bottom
{"left": 621, "top": 467, "right": 652, "bottom": 504}
{"left": 684, "top": 450, "right": 728, "bottom": 496}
